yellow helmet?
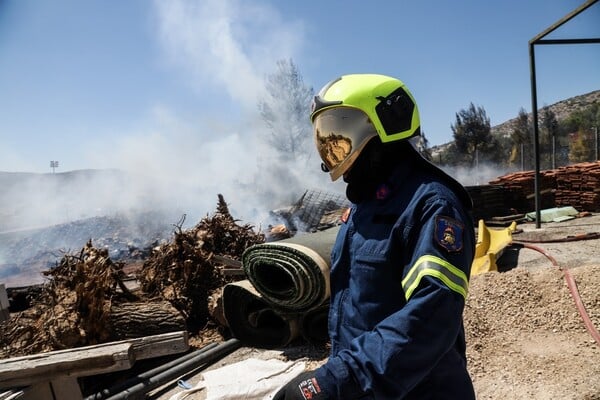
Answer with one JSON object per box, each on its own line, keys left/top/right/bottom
{"left": 310, "top": 74, "right": 420, "bottom": 181}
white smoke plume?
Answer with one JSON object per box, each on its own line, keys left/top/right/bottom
{"left": 1, "top": 0, "right": 329, "bottom": 235}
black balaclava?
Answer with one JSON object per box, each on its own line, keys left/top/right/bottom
{"left": 344, "top": 138, "right": 412, "bottom": 204}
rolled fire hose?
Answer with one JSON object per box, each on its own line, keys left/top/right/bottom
{"left": 241, "top": 226, "right": 339, "bottom": 312}
{"left": 222, "top": 280, "right": 300, "bottom": 348}
{"left": 299, "top": 303, "right": 330, "bottom": 344}
{"left": 223, "top": 226, "right": 339, "bottom": 347}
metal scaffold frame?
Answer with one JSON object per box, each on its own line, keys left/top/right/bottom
{"left": 529, "top": 0, "right": 600, "bottom": 228}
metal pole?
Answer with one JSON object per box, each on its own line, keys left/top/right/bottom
{"left": 521, "top": 143, "right": 524, "bottom": 171}
{"left": 552, "top": 135, "right": 556, "bottom": 169}
{"left": 527, "top": 0, "right": 599, "bottom": 229}
{"left": 595, "top": 126, "right": 598, "bottom": 161}
{"left": 530, "top": 0, "right": 599, "bottom": 44}
{"left": 529, "top": 42, "right": 542, "bottom": 228}
{"left": 475, "top": 148, "right": 479, "bottom": 185}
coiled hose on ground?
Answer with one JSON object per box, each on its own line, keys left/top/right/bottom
{"left": 222, "top": 226, "right": 339, "bottom": 348}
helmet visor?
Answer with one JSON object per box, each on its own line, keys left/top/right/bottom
{"left": 313, "top": 107, "right": 378, "bottom": 181}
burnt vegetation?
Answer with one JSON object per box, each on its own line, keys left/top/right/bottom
{"left": 0, "top": 194, "right": 265, "bottom": 358}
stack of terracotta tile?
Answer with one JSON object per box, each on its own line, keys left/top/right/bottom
{"left": 488, "top": 170, "right": 556, "bottom": 213}
{"left": 487, "top": 161, "right": 600, "bottom": 213}
{"left": 554, "top": 161, "right": 600, "bottom": 211}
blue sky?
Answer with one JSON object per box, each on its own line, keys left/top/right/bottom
{"left": 0, "top": 0, "right": 599, "bottom": 226}
{"left": 0, "top": 0, "right": 599, "bottom": 175}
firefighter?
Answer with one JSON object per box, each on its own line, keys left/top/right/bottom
{"left": 274, "top": 74, "right": 476, "bottom": 399}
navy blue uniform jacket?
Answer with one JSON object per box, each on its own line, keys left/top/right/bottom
{"left": 314, "top": 161, "right": 476, "bottom": 399}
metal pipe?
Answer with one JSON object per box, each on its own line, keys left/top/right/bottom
{"left": 595, "top": 126, "right": 598, "bottom": 161}
{"left": 84, "top": 342, "right": 220, "bottom": 400}
{"left": 536, "top": 38, "right": 600, "bottom": 45}
{"left": 529, "top": 41, "right": 541, "bottom": 228}
{"left": 552, "top": 135, "right": 556, "bottom": 169}
{"left": 530, "top": 0, "right": 598, "bottom": 44}
{"left": 528, "top": 0, "right": 599, "bottom": 229}
{"left": 89, "top": 339, "right": 241, "bottom": 400}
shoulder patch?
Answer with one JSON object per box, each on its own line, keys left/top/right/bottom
{"left": 435, "top": 215, "right": 464, "bottom": 252}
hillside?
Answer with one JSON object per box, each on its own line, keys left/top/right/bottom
{"left": 490, "top": 89, "right": 600, "bottom": 138}
{"left": 431, "top": 89, "right": 600, "bottom": 155}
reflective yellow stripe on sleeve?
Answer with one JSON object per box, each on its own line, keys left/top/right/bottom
{"left": 402, "top": 255, "right": 469, "bottom": 301}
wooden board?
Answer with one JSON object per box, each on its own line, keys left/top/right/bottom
{"left": 0, "top": 343, "right": 134, "bottom": 388}
{"left": 0, "top": 330, "right": 189, "bottom": 389}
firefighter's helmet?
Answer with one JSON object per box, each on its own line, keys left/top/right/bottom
{"left": 310, "top": 74, "right": 420, "bottom": 181}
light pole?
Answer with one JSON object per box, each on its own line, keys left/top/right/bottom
{"left": 594, "top": 126, "right": 598, "bottom": 162}
{"left": 551, "top": 133, "right": 556, "bottom": 169}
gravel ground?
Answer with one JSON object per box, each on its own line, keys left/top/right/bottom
{"left": 156, "top": 214, "right": 600, "bottom": 400}
{"left": 465, "top": 214, "right": 600, "bottom": 399}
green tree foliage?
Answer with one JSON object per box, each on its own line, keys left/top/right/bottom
{"left": 258, "top": 59, "right": 314, "bottom": 160}
{"left": 450, "top": 103, "right": 495, "bottom": 166}
{"left": 438, "top": 96, "right": 598, "bottom": 172}
{"left": 541, "top": 106, "right": 559, "bottom": 139}
{"left": 510, "top": 108, "right": 534, "bottom": 170}
{"left": 492, "top": 134, "right": 513, "bottom": 167}
{"left": 540, "top": 106, "right": 559, "bottom": 169}
{"left": 569, "top": 128, "right": 592, "bottom": 163}
{"left": 562, "top": 102, "right": 599, "bottom": 163}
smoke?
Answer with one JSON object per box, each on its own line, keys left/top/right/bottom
{"left": 78, "top": 0, "right": 327, "bottom": 228}
{"left": 440, "top": 163, "right": 513, "bottom": 187}
{"left": 0, "top": 0, "right": 323, "bottom": 234}
{"left": 153, "top": 0, "right": 305, "bottom": 110}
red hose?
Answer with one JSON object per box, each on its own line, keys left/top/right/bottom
{"left": 514, "top": 232, "right": 600, "bottom": 243}
{"left": 512, "top": 241, "right": 600, "bottom": 346}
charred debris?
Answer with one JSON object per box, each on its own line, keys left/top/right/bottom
{"left": 0, "top": 194, "right": 266, "bottom": 358}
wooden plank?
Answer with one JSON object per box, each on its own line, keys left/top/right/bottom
{"left": 212, "top": 255, "right": 242, "bottom": 268}
{"left": 0, "top": 284, "right": 8, "bottom": 310}
{"left": 0, "top": 331, "right": 189, "bottom": 390}
{"left": 0, "top": 342, "right": 134, "bottom": 389}
{"left": 4, "top": 382, "right": 53, "bottom": 400}
{"left": 0, "top": 284, "right": 9, "bottom": 323}
{"left": 49, "top": 377, "right": 82, "bottom": 400}
{"left": 126, "top": 331, "right": 189, "bottom": 360}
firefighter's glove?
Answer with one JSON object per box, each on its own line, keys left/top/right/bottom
{"left": 273, "top": 370, "right": 329, "bottom": 400}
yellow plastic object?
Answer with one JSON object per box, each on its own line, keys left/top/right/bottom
{"left": 471, "top": 220, "right": 518, "bottom": 276}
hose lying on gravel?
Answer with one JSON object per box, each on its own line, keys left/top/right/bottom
{"left": 223, "top": 226, "right": 339, "bottom": 347}
{"left": 512, "top": 241, "right": 600, "bottom": 346}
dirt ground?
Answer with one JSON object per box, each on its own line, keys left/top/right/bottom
{"left": 464, "top": 215, "right": 600, "bottom": 399}
{"left": 155, "top": 214, "right": 600, "bottom": 400}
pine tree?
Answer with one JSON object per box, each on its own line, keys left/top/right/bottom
{"left": 258, "top": 59, "right": 314, "bottom": 160}
{"left": 451, "top": 103, "right": 494, "bottom": 166}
